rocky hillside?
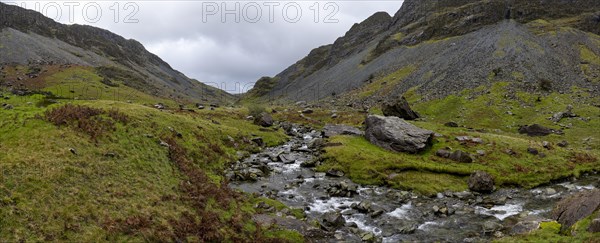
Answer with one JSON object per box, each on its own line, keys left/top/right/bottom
{"left": 245, "top": 0, "right": 600, "bottom": 103}
{"left": 0, "top": 3, "right": 234, "bottom": 104}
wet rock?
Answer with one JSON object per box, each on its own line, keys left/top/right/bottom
{"left": 510, "top": 221, "right": 541, "bottom": 235}
{"left": 381, "top": 96, "right": 420, "bottom": 120}
{"left": 300, "top": 159, "right": 319, "bottom": 168}
{"left": 444, "top": 122, "right": 459, "bottom": 127}
{"left": 359, "top": 231, "right": 375, "bottom": 242}
{"left": 326, "top": 169, "right": 345, "bottom": 177}
{"left": 551, "top": 189, "right": 600, "bottom": 231}
{"left": 308, "top": 138, "right": 325, "bottom": 149}
{"left": 545, "top": 188, "right": 557, "bottom": 195}
{"left": 527, "top": 148, "right": 539, "bottom": 155}
{"left": 280, "top": 122, "right": 294, "bottom": 135}
{"left": 468, "top": 171, "right": 495, "bottom": 193}
{"left": 453, "top": 191, "right": 474, "bottom": 199}
{"left": 254, "top": 112, "right": 274, "bottom": 127}
{"left": 353, "top": 201, "right": 373, "bottom": 213}
{"left": 278, "top": 154, "right": 296, "bottom": 164}
{"left": 365, "top": 115, "right": 434, "bottom": 154}
{"left": 518, "top": 124, "right": 552, "bottom": 137}
{"left": 326, "top": 181, "right": 358, "bottom": 197}
{"left": 322, "top": 124, "right": 364, "bottom": 138}
{"left": 449, "top": 150, "right": 473, "bottom": 163}
{"left": 482, "top": 220, "right": 503, "bottom": 234}
{"left": 321, "top": 211, "right": 346, "bottom": 231}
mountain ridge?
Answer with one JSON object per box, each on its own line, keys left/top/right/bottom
{"left": 0, "top": 2, "right": 233, "bottom": 104}
{"left": 245, "top": 0, "right": 600, "bottom": 104}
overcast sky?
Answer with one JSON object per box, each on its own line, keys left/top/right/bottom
{"left": 4, "top": 1, "right": 403, "bottom": 93}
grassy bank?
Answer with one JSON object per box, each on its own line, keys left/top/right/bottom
{"left": 0, "top": 65, "right": 301, "bottom": 241}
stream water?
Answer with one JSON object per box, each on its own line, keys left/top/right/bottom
{"left": 229, "top": 125, "right": 599, "bottom": 242}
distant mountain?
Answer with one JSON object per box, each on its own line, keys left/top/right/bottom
{"left": 245, "top": 0, "right": 600, "bottom": 103}
{"left": 0, "top": 3, "right": 234, "bottom": 104}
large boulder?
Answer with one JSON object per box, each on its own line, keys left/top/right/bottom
{"left": 551, "top": 189, "right": 600, "bottom": 232}
{"left": 382, "top": 96, "right": 420, "bottom": 120}
{"left": 322, "top": 124, "right": 364, "bottom": 138}
{"left": 468, "top": 171, "right": 495, "bottom": 193}
{"left": 320, "top": 211, "right": 346, "bottom": 231}
{"left": 365, "top": 115, "right": 434, "bottom": 153}
{"left": 518, "top": 124, "right": 553, "bottom": 136}
{"left": 254, "top": 112, "right": 274, "bottom": 127}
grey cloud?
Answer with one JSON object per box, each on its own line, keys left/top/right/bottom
{"left": 7, "top": 1, "right": 402, "bottom": 93}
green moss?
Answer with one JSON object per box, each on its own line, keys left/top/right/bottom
{"left": 391, "top": 32, "right": 404, "bottom": 41}
{"left": 497, "top": 216, "right": 600, "bottom": 242}
{"left": 264, "top": 229, "right": 304, "bottom": 243}
{"left": 580, "top": 45, "right": 600, "bottom": 65}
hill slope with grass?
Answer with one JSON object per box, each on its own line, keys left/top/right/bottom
{"left": 0, "top": 3, "right": 233, "bottom": 104}
{"left": 0, "top": 89, "right": 306, "bottom": 241}
{"left": 244, "top": 0, "right": 600, "bottom": 103}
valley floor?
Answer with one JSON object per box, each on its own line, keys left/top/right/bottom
{"left": 0, "top": 64, "right": 599, "bottom": 242}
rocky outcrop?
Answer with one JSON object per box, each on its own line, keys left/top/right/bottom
{"left": 518, "top": 124, "right": 553, "bottom": 137}
{"left": 381, "top": 96, "right": 420, "bottom": 120}
{"left": 365, "top": 115, "right": 434, "bottom": 153}
{"left": 551, "top": 189, "right": 600, "bottom": 232}
{"left": 322, "top": 124, "right": 364, "bottom": 138}
{"left": 254, "top": 112, "right": 274, "bottom": 127}
{"left": 468, "top": 171, "right": 494, "bottom": 193}
{"left": 244, "top": 0, "right": 600, "bottom": 103}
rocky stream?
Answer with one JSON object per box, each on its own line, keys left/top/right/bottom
{"left": 228, "top": 124, "right": 599, "bottom": 242}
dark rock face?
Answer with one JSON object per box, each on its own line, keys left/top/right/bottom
{"left": 322, "top": 124, "right": 364, "bottom": 138}
{"left": 365, "top": 115, "right": 434, "bottom": 154}
{"left": 551, "top": 189, "right": 600, "bottom": 232}
{"left": 254, "top": 112, "right": 274, "bottom": 127}
{"left": 382, "top": 96, "right": 420, "bottom": 120}
{"left": 518, "top": 124, "right": 553, "bottom": 136}
{"left": 468, "top": 171, "right": 495, "bottom": 193}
